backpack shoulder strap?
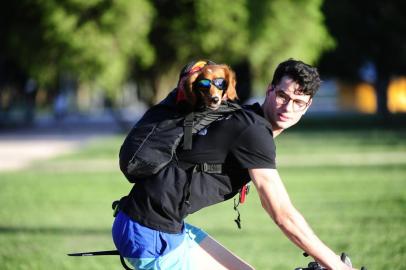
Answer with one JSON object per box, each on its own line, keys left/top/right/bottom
{"left": 183, "top": 112, "right": 194, "bottom": 150}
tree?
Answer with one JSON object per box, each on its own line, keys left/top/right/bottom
{"left": 247, "top": 0, "right": 334, "bottom": 92}
{"left": 136, "top": 0, "right": 333, "bottom": 103}
{"left": 319, "top": 0, "right": 406, "bottom": 117}
{"left": 1, "top": 0, "right": 333, "bottom": 107}
{"left": 0, "top": 0, "right": 155, "bottom": 96}
{"left": 134, "top": 0, "right": 250, "bottom": 104}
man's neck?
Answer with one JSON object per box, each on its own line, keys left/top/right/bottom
{"left": 260, "top": 103, "right": 284, "bottom": 138}
{"left": 272, "top": 128, "right": 283, "bottom": 138}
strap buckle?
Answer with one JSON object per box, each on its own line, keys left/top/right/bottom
{"left": 183, "top": 118, "right": 194, "bottom": 127}
{"left": 192, "top": 163, "right": 222, "bottom": 174}
{"left": 202, "top": 163, "right": 209, "bottom": 171}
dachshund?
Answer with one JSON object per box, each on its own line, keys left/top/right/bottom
{"left": 178, "top": 63, "right": 238, "bottom": 110}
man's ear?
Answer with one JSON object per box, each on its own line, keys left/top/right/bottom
{"left": 266, "top": 84, "right": 274, "bottom": 95}
{"left": 302, "top": 98, "right": 312, "bottom": 114}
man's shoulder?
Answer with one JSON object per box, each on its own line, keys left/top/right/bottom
{"left": 232, "top": 103, "right": 270, "bottom": 127}
{"left": 242, "top": 103, "right": 264, "bottom": 116}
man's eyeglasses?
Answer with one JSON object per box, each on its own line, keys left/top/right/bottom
{"left": 194, "top": 78, "right": 227, "bottom": 91}
{"left": 274, "top": 89, "right": 310, "bottom": 112}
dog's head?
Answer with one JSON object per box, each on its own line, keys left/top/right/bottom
{"left": 188, "top": 64, "right": 238, "bottom": 110}
{"left": 176, "top": 60, "right": 212, "bottom": 109}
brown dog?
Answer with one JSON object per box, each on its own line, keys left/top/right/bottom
{"left": 182, "top": 64, "right": 238, "bottom": 110}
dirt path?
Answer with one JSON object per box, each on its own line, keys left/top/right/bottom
{"left": 0, "top": 134, "right": 94, "bottom": 171}
{"left": 0, "top": 114, "right": 126, "bottom": 172}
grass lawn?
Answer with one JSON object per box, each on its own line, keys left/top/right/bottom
{"left": 0, "top": 125, "right": 405, "bottom": 270}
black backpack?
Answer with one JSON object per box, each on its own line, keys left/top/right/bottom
{"left": 119, "top": 90, "right": 241, "bottom": 183}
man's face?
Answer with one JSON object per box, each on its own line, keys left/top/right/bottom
{"left": 262, "top": 76, "right": 312, "bottom": 134}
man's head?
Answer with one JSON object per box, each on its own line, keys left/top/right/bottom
{"left": 262, "top": 59, "right": 321, "bottom": 136}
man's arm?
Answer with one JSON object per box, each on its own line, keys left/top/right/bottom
{"left": 249, "top": 168, "right": 354, "bottom": 270}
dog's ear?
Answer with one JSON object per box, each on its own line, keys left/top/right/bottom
{"left": 222, "top": 65, "right": 238, "bottom": 101}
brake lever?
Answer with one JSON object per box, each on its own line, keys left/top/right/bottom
{"left": 295, "top": 254, "right": 326, "bottom": 270}
{"left": 341, "top": 253, "right": 352, "bottom": 267}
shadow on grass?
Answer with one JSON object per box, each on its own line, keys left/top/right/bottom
{"left": 0, "top": 225, "right": 110, "bottom": 236}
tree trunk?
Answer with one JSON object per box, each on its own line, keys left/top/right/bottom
{"left": 152, "top": 66, "right": 179, "bottom": 105}
{"left": 233, "top": 61, "right": 252, "bottom": 104}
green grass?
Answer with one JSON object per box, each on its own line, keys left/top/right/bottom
{"left": 0, "top": 127, "right": 405, "bottom": 270}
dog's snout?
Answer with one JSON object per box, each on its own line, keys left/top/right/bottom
{"left": 211, "top": 96, "right": 220, "bottom": 103}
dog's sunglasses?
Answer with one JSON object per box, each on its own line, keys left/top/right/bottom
{"left": 194, "top": 78, "right": 227, "bottom": 91}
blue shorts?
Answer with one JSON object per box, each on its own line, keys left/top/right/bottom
{"left": 112, "top": 211, "right": 208, "bottom": 270}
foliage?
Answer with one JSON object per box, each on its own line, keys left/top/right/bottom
{"left": 137, "top": 0, "right": 250, "bottom": 103}
{"left": 0, "top": 0, "right": 155, "bottom": 96}
{"left": 247, "top": 0, "right": 335, "bottom": 91}
{"left": 1, "top": 0, "right": 333, "bottom": 102}
{"left": 154, "top": 0, "right": 250, "bottom": 64}
{"left": 136, "top": 0, "right": 334, "bottom": 101}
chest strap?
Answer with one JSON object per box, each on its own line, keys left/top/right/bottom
{"left": 192, "top": 163, "right": 223, "bottom": 173}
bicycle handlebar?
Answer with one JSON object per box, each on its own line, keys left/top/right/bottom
{"left": 295, "top": 252, "right": 367, "bottom": 270}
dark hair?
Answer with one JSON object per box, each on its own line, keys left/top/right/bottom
{"left": 271, "top": 58, "right": 321, "bottom": 97}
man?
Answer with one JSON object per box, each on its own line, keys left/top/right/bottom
{"left": 113, "top": 59, "right": 356, "bottom": 270}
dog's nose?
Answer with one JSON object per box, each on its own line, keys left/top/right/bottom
{"left": 211, "top": 96, "right": 220, "bottom": 103}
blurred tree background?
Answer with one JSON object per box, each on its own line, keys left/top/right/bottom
{"left": 0, "top": 0, "right": 154, "bottom": 94}
{"left": 0, "top": 0, "right": 405, "bottom": 126}
{"left": 140, "top": 0, "right": 333, "bottom": 103}
{"left": 319, "top": 0, "right": 406, "bottom": 118}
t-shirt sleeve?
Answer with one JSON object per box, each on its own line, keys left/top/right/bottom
{"left": 230, "top": 124, "right": 276, "bottom": 169}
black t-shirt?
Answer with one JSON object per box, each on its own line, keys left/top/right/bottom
{"left": 122, "top": 103, "right": 276, "bottom": 233}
